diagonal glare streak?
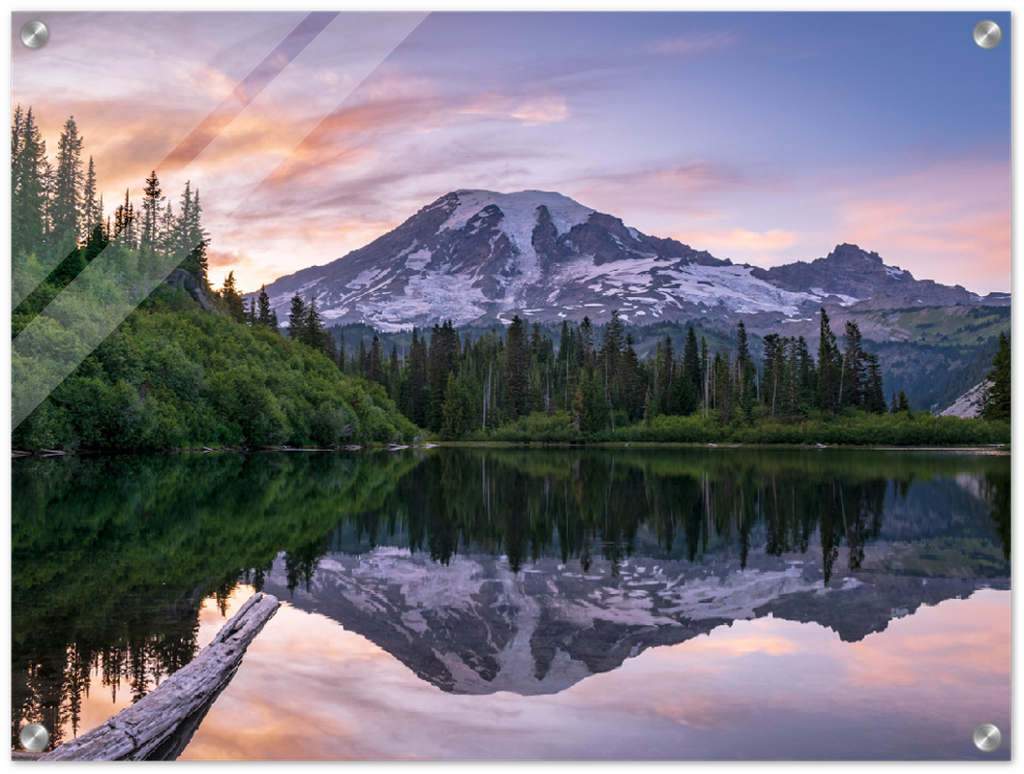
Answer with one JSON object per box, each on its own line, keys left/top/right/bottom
{"left": 158, "top": 11, "right": 339, "bottom": 176}
{"left": 12, "top": 13, "right": 430, "bottom": 430}
{"left": 10, "top": 11, "right": 339, "bottom": 313}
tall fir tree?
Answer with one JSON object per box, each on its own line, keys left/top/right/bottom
{"left": 301, "top": 295, "right": 325, "bottom": 351}
{"left": 140, "top": 170, "right": 164, "bottom": 250}
{"left": 81, "top": 156, "right": 100, "bottom": 238}
{"left": 288, "top": 293, "right": 307, "bottom": 340}
{"left": 256, "top": 285, "right": 277, "bottom": 330}
{"left": 219, "top": 272, "right": 246, "bottom": 321}
{"left": 12, "top": 106, "right": 47, "bottom": 257}
{"left": 51, "top": 116, "right": 84, "bottom": 248}
{"left": 736, "top": 321, "right": 756, "bottom": 422}
{"left": 817, "top": 308, "right": 840, "bottom": 413}
{"left": 504, "top": 316, "right": 530, "bottom": 421}
{"left": 367, "top": 334, "right": 384, "bottom": 384}
{"left": 980, "top": 332, "right": 1010, "bottom": 421}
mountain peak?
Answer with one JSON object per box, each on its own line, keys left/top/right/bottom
{"left": 828, "top": 243, "right": 883, "bottom": 265}
{"left": 255, "top": 191, "right": 995, "bottom": 331}
{"left": 437, "top": 189, "right": 596, "bottom": 236}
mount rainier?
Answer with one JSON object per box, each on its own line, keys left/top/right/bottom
{"left": 255, "top": 189, "right": 1006, "bottom": 334}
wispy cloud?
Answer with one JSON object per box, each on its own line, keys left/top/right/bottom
{"left": 830, "top": 156, "right": 1009, "bottom": 292}
{"left": 459, "top": 91, "right": 570, "bottom": 126}
{"left": 679, "top": 227, "right": 801, "bottom": 255}
{"left": 646, "top": 31, "right": 738, "bottom": 56}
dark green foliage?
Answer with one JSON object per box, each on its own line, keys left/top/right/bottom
{"left": 818, "top": 308, "right": 840, "bottom": 413}
{"left": 255, "top": 285, "right": 278, "bottom": 330}
{"left": 504, "top": 315, "right": 530, "bottom": 420}
{"left": 980, "top": 332, "right": 1010, "bottom": 421}
{"left": 288, "top": 293, "right": 307, "bottom": 340}
{"left": 13, "top": 298, "right": 417, "bottom": 451}
{"left": 219, "top": 270, "right": 246, "bottom": 322}
{"left": 51, "top": 116, "right": 83, "bottom": 248}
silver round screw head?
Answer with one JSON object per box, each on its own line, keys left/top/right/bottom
{"left": 20, "top": 20, "right": 49, "bottom": 49}
{"left": 973, "top": 20, "right": 1002, "bottom": 50}
{"left": 973, "top": 723, "right": 1002, "bottom": 752}
{"left": 19, "top": 723, "right": 50, "bottom": 752}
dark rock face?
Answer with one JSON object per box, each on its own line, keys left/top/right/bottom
{"left": 165, "top": 268, "right": 216, "bottom": 310}
{"left": 253, "top": 192, "right": 1004, "bottom": 332}
{"left": 750, "top": 243, "right": 977, "bottom": 308}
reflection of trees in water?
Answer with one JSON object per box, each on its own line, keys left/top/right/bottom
{"left": 11, "top": 449, "right": 1008, "bottom": 749}
{"left": 981, "top": 469, "right": 1011, "bottom": 561}
{"left": 376, "top": 454, "right": 892, "bottom": 582}
{"left": 11, "top": 595, "right": 204, "bottom": 752}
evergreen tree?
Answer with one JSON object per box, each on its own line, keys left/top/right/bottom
{"left": 841, "top": 321, "right": 866, "bottom": 409}
{"left": 439, "top": 372, "right": 467, "bottom": 440}
{"left": 407, "top": 328, "right": 428, "bottom": 426}
{"left": 714, "top": 348, "right": 733, "bottom": 424}
{"left": 81, "top": 156, "right": 100, "bottom": 238}
{"left": 301, "top": 295, "right": 325, "bottom": 351}
{"left": 51, "top": 116, "right": 84, "bottom": 247}
{"left": 763, "top": 333, "right": 783, "bottom": 417}
{"left": 736, "top": 321, "right": 756, "bottom": 422}
{"left": 619, "top": 333, "right": 645, "bottom": 421}
{"left": 175, "top": 182, "right": 209, "bottom": 281}
{"left": 220, "top": 271, "right": 246, "bottom": 322}
{"left": 367, "top": 334, "right": 384, "bottom": 384}
{"left": 504, "top": 316, "right": 530, "bottom": 421}
{"left": 598, "top": 310, "right": 625, "bottom": 386}
{"left": 288, "top": 293, "right": 307, "bottom": 340}
{"left": 575, "top": 364, "right": 606, "bottom": 434}
{"left": 656, "top": 335, "right": 675, "bottom": 414}
{"left": 980, "top": 332, "right": 1010, "bottom": 421}
{"left": 323, "top": 329, "right": 340, "bottom": 368}
{"left": 682, "top": 325, "right": 701, "bottom": 401}
{"left": 357, "top": 339, "right": 368, "bottom": 377}
{"left": 140, "top": 170, "right": 164, "bottom": 250}
{"left": 255, "top": 285, "right": 277, "bottom": 330}
{"left": 897, "top": 390, "right": 911, "bottom": 413}
{"left": 12, "top": 106, "right": 47, "bottom": 257}
{"left": 818, "top": 308, "right": 840, "bottom": 413}
{"left": 863, "top": 352, "right": 886, "bottom": 414}
{"left": 578, "top": 317, "right": 595, "bottom": 365}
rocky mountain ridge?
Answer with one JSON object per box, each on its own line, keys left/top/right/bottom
{"left": 254, "top": 189, "right": 1007, "bottom": 334}
{"left": 263, "top": 546, "right": 1006, "bottom": 697}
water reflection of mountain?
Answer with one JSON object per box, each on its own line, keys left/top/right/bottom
{"left": 11, "top": 449, "right": 1009, "bottom": 746}
{"left": 263, "top": 542, "right": 1008, "bottom": 697}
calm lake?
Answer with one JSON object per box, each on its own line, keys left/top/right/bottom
{"left": 11, "top": 447, "right": 1010, "bottom": 760}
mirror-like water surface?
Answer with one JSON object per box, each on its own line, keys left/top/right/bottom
{"left": 11, "top": 448, "right": 1010, "bottom": 760}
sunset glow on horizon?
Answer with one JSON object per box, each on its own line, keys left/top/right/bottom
{"left": 12, "top": 11, "right": 1010, "bottom": 295}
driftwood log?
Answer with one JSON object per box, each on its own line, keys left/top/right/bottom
{"left": 38, "top": 592, "right": 280, "bottom": 761}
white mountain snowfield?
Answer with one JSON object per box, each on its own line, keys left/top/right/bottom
{"left": 269, "top": 547, "right": 874, "bottom": 697}
{"left": 264, "top": 189, "right": 974, "bottom": 332}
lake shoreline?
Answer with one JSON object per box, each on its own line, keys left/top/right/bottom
{"left": 10, "top": 441, "right": 1010, "bottom": 457}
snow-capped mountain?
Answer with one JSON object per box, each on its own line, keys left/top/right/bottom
{"left": 262, "top": 547, "right": 1004, "bottom": 697}
{"left": 255, "top": 189, "right": 1004, "bottom": 332}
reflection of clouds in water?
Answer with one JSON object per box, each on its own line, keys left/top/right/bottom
{"left": 843, "top": 590, "right": 1010, "bottom": 691}
{"left": 179, "top": 590, "right": 1010, "bottom": 761}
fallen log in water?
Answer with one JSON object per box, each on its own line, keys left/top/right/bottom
{"left": 38, "top": 592, "right": 280, "bottom": 761}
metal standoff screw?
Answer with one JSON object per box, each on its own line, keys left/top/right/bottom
{"left": 19, "top": 722, "right": 50, "bottom": 752}
{"left": 20, "top": 20, "right": 49, "bottom": 49}
{"left": 973, "top": 20, "right": 1001, "bottom": 50}
{"left": 973, "top": 723, "right": 1002, "bottom": 753}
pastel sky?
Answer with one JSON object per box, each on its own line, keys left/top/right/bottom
{"left": 11, "top": 11, "right": 1011, "bottom": 294}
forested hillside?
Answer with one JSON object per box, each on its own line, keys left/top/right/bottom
{"left": 11, "top": 106, "right": 416, "bottom": 451}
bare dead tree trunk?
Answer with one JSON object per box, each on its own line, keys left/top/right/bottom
{"left": 39, "top": 593, "right": 279, "bottom": 761}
